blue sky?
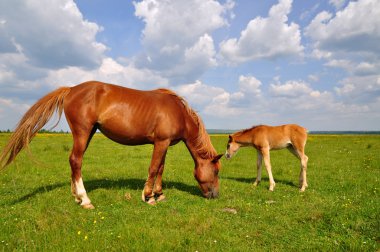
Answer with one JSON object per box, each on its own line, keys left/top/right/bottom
{"left": 0, "top": 0, "right": 379, "bottom": 131}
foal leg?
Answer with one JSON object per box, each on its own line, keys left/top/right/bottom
{"left": 253, "top": 151, "right": 263, "bottom": 186}
{"left": 142, "top": 140, "right": 170, "bottom": 205}
{"left": 288, "top": 145, "right": 308, "bottom": 191}
{"left": 299, "top": 153, "right": 309, "bottom": 192}
{"left": 262, "top": 148, "right": 275, "bottom": 191}
{"left": 69, "top": 127, "right": 96, "bottom": 209}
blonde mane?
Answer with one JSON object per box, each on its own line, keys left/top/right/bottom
{"left": 154, "top": 89, "right": 216, "bottom": 159}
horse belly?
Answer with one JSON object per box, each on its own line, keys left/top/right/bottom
{"left": 271, "top": 141, "right": 292, "bottom": 150}
{"left": 98, "top": 115, "right": 183, "bottom": 146}
{"left": 98, "top": 117, "right": 155, "bottom": 145}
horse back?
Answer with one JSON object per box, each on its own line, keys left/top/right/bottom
{"left": 63, "top": 81, "right": 187, "bottom": 145}
{"left": 250, "top": 124, "right": 307, "bottom": 149}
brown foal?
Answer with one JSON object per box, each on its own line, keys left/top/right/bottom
{"left": 225, "top": 124, "right": 308, "bottom": 191}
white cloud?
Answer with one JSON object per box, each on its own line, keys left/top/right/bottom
{"left": 335, "top": 75, "right": 380, "bottom": 103}
{"left": 219, "top": 0, "right": 303, "bottom": 63}
{"left": 0, "top": 0, "right": 107, "bottom": 69}
{"left": 44, "top": 58, "right": 169, "bottom": 90}
{"left": 238, "top": 75, "right": 262, "bottom": 96}
{"left": 305, "top": 0, "right": 380, "bottom": 55}
{"left": 134, "top": 0, "right": 233, "bottom": 83}
{"left": 175, "top": 80, "right": 227, "bottom": 108}
{"left": 329, "top": 0, "right": 347, "bottom": 9}
{"left": 305, "top": 0, "right": 380, "bottom": 114}
{"left": 270, "top": 80, "right": 313, "bottom": 97}
{"left": 175, "top": 75, "right": 264, "bottom": 120}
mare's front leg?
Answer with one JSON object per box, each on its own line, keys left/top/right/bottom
{"left": 142, "top": 140, "right": 170, "bottom": 205}
{"left": 253, "top": 150, "right": 263, "bottom": 186}
{"left": 262, "top": 147, "right": 276, "bottom": 191}
{"left": 152, "top": 156, "right": 167, "bottom": 202}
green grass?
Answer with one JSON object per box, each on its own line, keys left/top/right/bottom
{"left": 0, "top": 133, "right": 379, "bottom": 251}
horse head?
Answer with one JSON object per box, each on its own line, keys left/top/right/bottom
{"left": 194, "top": 154, "right": 223, "bottom": 198}
{"left": 225, "top": 135, "right": 241, "bottom": 159}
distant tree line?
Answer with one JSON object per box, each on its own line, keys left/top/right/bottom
{"left": 0, "top": 129, "right": 69, "bottom": 133}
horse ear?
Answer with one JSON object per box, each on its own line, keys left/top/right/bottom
{"left": 212, "top": 154, "right": 223, "bottom": 163}
{"left": 228, "top": 135, "right": 232, "bottom": 141}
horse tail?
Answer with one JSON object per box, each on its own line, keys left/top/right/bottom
{"left": 0, "top": 87, "right": 71, "bottom": 169}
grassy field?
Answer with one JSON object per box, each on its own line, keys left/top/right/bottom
{"left": 0, "top": 133, "right": 379, "bottom": 251}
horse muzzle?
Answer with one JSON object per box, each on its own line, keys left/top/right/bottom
{"left": 203, "top": 187, "right": 219, "bottom": 199}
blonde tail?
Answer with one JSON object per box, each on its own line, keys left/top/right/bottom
{"left": 0, "top": 87, "right": 71, "bottom": 169}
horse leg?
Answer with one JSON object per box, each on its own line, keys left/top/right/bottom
{"left": 288, "top": 145, "right": 308, "bottom": 191}
{"left": 253, "top": 150, "right": 263, "bottom": 186}
{"left": 142, "top": 140, "right": 170, "bottom": 205}
{"left": 69, "top": 127, "right": 96, "bottom": 209}
{"left": 262, "top": 148, "right": 275, "bottom": 191}
{"left": 153, "top": 156, "right": 167, "bottom": 202}
{"left": 299, "top": 153, "right": 309, "bottom": 192}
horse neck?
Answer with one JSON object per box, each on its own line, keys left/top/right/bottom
{"left": 234, "top": 131, "right": 253, "bottom": 145}
{"left": 184, "top": 121, "right": 216, "bottom": 164}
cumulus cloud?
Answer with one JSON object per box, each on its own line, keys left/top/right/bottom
{"left": 175, "top": 75, "right": 264, "bottom": 120}
{"left": 305, "top": 0, "right": 380, "bottom": 115}
{"left": 0, "top": 0, "right": 107, "bottom": 69}
{"left": 43, "top": 57, "right": 169, "bottom": 90}
{"left": 305, "top": 0, "right": 380, "bottom": 55}
{"left": 219, "top": 0, "right": 303, "bottom": 63}
{"left": 266, "top": 79, "right": 348, "bottom": 122}
{"left": 335, "top": 75, "right": 380, "bottom": 103}
{"left": 238, "top": 75, "right": 262, "bottom": 96}
{"left": 329, "top": 0, "right": 347, "bottom": 9}
{"left": 133, "top": 0, "right": 234, "bottom": 83}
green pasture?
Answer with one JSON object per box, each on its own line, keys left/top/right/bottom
{"left": 0, "top": 133, "right": 379, "bottom": 251}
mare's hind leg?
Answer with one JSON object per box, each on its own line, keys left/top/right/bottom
{"left": 287, "top": 145, "right": 308, "bottom": 191}
{"left": 142, "top": 140, "right": 170, "bottom": 205}
{"left": 69, "top": 126, "right": 97, "bottom": 209}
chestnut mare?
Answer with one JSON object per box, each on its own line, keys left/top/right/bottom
{"left": 0, "top": 81, "right": 222, "bottom": 209}
{"left": 225, "top": 124, "right": 308, "bottom": 192}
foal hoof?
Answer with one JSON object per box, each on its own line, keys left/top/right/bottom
{"left": 81, "top": 203, "right": 95, "bottom": 210}
{"left": 269, "top": 183, "right": 276, "bottom": 191}
{"left": 299, "top": 186, "right": 307, "bottom": 192}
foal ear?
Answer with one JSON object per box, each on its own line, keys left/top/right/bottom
{"left": 212, "top": 154, "right": 223, "bottom": 163}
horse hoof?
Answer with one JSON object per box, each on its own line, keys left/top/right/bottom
{"left": 146, "top": 197, "right": 156, "bottom": 205}
{"left": 156, "top": 194, "right": 166, "bottom": 202}
{"left": 81, "top": 203, "right": 95, "bottom": 209}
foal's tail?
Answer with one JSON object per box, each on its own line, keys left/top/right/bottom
{"left": 0, "top": 87, "right": 71, "bottom": 169}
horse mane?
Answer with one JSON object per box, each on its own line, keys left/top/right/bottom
{"left": 235, "top": 125, "right": 262, "bottom": 136}
{"left": 154, "top": 89, "right": 216, "bottom": 159}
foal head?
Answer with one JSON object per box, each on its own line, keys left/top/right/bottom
{"left": 225, "top": 135, "right": 241, "bottom": 159}
{"left": 194, "top": 154, "right": 223, "bottom": 199}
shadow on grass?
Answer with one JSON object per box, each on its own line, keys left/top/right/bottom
{"left": 223, "top": 176, "right": 298, "bottom": 188}
{"left": 7, "top": 178, "right": 201, "bottom": 205}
